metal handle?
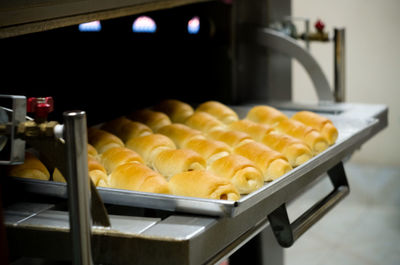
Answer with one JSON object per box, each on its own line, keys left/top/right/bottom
{"left": 268, "top": 161, "right": 349, "bottom": 247}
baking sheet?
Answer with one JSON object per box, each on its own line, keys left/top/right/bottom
{"left": 4, "top": 104, "right": 383, "bottom": 217}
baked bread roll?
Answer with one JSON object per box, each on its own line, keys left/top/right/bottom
{"left": 291, "top": 111, "right": 338, "bottom": 145}
{"left": 234, "top": 142, "right": 292, "bottom": 181}
{"left": 275, "top": 119, "right": 329, "bottom": 154}
{"left": 169, "top": 170, "right": 240, "bottom": 201}
{"left": 184, "top": 111, "right": 227, "bottom": 133}
{"left": 206, "top": 129, "right": 254, "bottom": 149}
{"left": 208, "top": 154, "right": 263, "bottom": 194}
{"left": 153, "top": 99, "right": 194, "bottom": 123}
{"left": 128, "top": 109, "right": 171, "bottom": 132}
{"left": 53, "top": 156, "right": 108, "bottom": 186}
{"left": 183, "top": 138, "right": 231, "bottom": 166}
{"left": 262, "top": 132, "right": 313, "bottom": 167}
{"left": 87, "top": 144, "right": 98, "bottom": 158}
{"left": 8, "top": 152, "right": 50, "bottom": 180}
{"left": 246, "top": 105, "right": 288, "bottom": 127}
{"left": 152, "top": 149, "right": 206, "bottom": 180}
{"left": 87, "top": 128, "right": 124, "bottom": 154}
{"left": 101, "top": 117, "right": 152, "bottom": 142}
{"left": 157, "top": 123, "right": 205, "bottom": 148}
{"left": 125, "top": 133, "right": 176, "bottom": 167}
{"left": 196, "top": 101, "right": 239, "bottom": 124}
{"left": 100, "top": 147, "right": 144, "bottom": 174}
{"left": 229, "top": 119, "right": 274, "bottom": 142}
{"left": 108, "top": 162, "right": 170, "bottom": 194}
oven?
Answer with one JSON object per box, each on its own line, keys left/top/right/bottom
{"left": 0, "top": 0, "right": 388, "bottom": 265}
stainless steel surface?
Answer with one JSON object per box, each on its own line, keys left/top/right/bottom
{"left": 232, "top": 0, "right": 292, "bottom": 103}
{"left": 0, "top": 95, "right": 26, "bottom": 165}
{"left": 63, "top": 111, "right": 93, "bottom": 265}
{"left": 7, "top": 103, "right": 387, "bottom": 218}
{"left": 253, "top": 27, "right": 334, "bottom": 103}
{"left": 334, "top": 28, "right": 346, "bottom": 102}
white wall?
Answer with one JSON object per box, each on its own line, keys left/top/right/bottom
{"left": 291, "top": 0, "right": 400, "bottom": 166}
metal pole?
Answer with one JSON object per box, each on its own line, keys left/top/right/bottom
{"left": 334, "top": 28, "right": 346, "bottom": 102}
{"left": 63, "top": 110, "right": 93, "bottom": 265}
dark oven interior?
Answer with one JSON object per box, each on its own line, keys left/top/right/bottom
{"left": 1, "top": 2, "right": 233, "bottom": 125}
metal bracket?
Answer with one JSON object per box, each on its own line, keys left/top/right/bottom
{"left": 268, "top": 161, "right": 349, "bottom": 247}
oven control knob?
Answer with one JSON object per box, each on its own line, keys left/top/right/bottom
{"left": 315, "top": 19, "right": 325, "bottom": 32}
{"left": 27, "top": 97, "right": 54, "bottom": 120}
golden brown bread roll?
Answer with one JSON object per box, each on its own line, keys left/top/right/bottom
{"left": 183, "top": 138, "right": 231, "bottom": 166}
{"left": 291, "top": 111, "right": 338, "bottom": 145}
{"left": 152, "top": 149, "right": 206, "bottom": 180}
{"left": 275, "top": 119, "right": 329, "bottom": 154}
{"left": 246, "top": 105, "right": 288, "bottom": 127}
{"left": 262, "top": 132, "right": 313, "bottom": 167}
{"left": 208, "top": 154, "right": 263, "bottom": 194}
{"left": 87, "top": 128, "right": 124, "bottom": 154}
{"left": 125, "top": 133, "right": 176, "bottom": 167}
{"left": 108, "top": 162, "right": 170, "bottom": 194}
{"left": 234, "top": 142, "right": 292, "bottom": 181}
{"left": 196, "top": 101, "right": 239, "bottom": 125}
{"left": 184, "top": 111, "right": 227, "bottom": 133}
{"left": 8, "top": 152, "right": 50, "bottom": 181}
{"left": 169, "top": 170, "right": 240, "bottom": 201}
{"left": 229, "top": 119, "right": 274, "bottom": 142}
{"left": 153, "top": 99, "right": 194, "bottom": 123}
{"left": 157, "top": 123, "right": 205, "bottom": 148}
{"left": 101, "top": 117, "right": 153, "bottom": 142}
{"left": 87, "top": 144, "right": 98, "bottom": 158}
{"left": 128, "top": 109, "right": 171, "bottom": 132}
{"left": 53, "top": 156, "right": 108, "bottom": 186}
{"left": 100, "top": 147, "right": 144, "bottom": 174}
{"left": 206, "top": 129, "right": 254, "bottom": 149}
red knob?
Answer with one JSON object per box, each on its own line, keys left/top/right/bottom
{"left": 27, "top": 97, "right": 54, "bottom": 119}
{"left": 315, "top": 19, "right": 325, "bottom": 32}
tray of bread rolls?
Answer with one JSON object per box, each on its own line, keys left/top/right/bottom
{"left": 6, "top": 100, "right": 382, "bottom": 217}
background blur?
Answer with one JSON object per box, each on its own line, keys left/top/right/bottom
{"left": 291, "top": 0, "right": 400, "bottom": 166}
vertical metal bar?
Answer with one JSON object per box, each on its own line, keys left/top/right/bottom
{"left": 334, "top": 28, "right": 346, "bottom": 102}
{"left": 63, "top": 110, "right": 93, "bottom": 265}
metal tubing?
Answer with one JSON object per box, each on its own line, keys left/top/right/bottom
{"left": 63, "top": 111, "right": 93, "bottom": 265}
{"left": 334, "top": 28, "right": 346, "bottom": 102}
{"left": 255, "top": 27, "right": 335, "bottom": 103}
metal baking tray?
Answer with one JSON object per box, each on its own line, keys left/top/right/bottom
{"left": 4, "top": 103, "right": 387, "bottom": 217}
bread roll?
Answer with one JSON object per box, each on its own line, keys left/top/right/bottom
{"left": 183, "top": 138, "right": 231, "bottom": 166}
{"left": 275, "top": 119, "right": 329, "bottom": 154}
{"left": 125, "top": 134, "right": 176, "bottom": 167}
{"left": 262, "top": 132, "right": 313, "bottom": 167}
{"left": 196, "top": 101, "right": 239, "bottom": 124}
{"left": 102, "top": 117, "right": 152, "bottom": 142}
{"left": 157, "top": 123, "right": 205, "bottom": 148}
{"left": 234, "top": 142, "right": 292, "bottom": 181}
{"left": 291, "top": 111, "right": 338, "bottom": 145}
{"left": 100, "top": 147, "right": 144, "bottom": 174}
{"left": 87, "top": 144, "right": 98, "bottom": 158}
{"left": 229, "top": 119, "right": 274, "bottom": 142}
{"left": 53, "top": 156, "right": 108, "bottom": 186}
{"left": 209, "top": 154, "right": 263, "bottom": 194}
{"left": 153, "top": 99, "right": 194, "bottom": 123}
{"left": 184, "top": 111, "right": 226, "bottom": 133}
{"left": 128, "top": 109, "right": 171, "bottom": 132}
{"left": 8, "top": 152, "right": 50, "bottom": 180}
{"left": 206, "top": 129, "right": 254, "bottom": 149}
{"left": 246, "top": 105, "right": 288, "bottom": 127}
{"left": 108, "top": 162, "right": 170, "bottom": 194}
{"left": 87, "top": 128, "right": 124, "bottom": 154}
{"left": 152, "top": 149, "right": 206, "bottom": 180}
{"left": 169, "top": 170, "right": 240, "bottom": 201}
